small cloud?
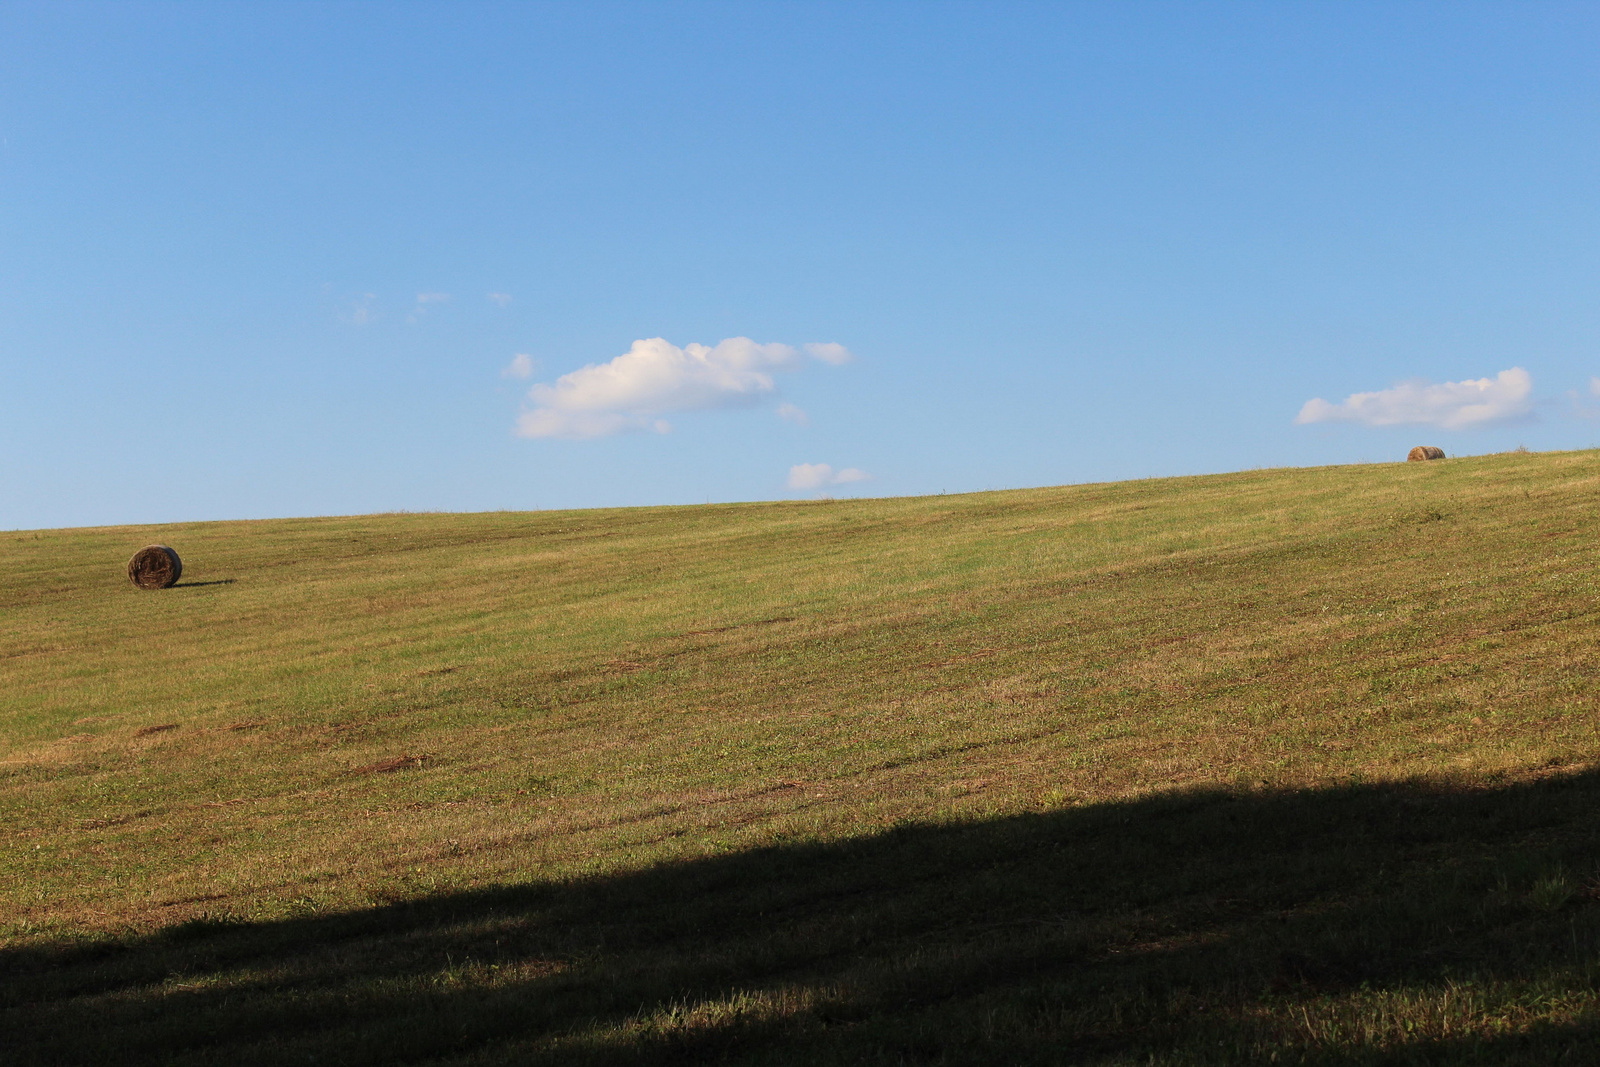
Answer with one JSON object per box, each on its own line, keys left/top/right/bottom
{"left": 776, "top": 402, "right": 809, "bottom": 426}
{"left": 787, "top": 464, "right": 832, "bottom": 490}
{"left": 502, "top": 354, "right": 535, "bottom": 379}
{"left": 488, "top": 292, "right": 513, "bottom": 307}
{"left": 787, "top": 463, "right": 871, "bottom": 490}
{"left": 1590, "top": 376, "right": 1600, "bottom": 398}
{"left": 342, "top": 293, "right": 378, "bottom": 326}
{"left": 407, "top": 292, "right": 452, "bottom": 323}
{"left": 516, "top": 336, "right": 847, "bottom": 440}
{"left": 1296, "top": 367, "right": 1533, "bottom": 430}
{"left": 803, "top": 342, "right": 854, "bottom": 365}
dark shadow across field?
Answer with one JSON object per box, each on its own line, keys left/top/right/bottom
{"left": 169, "top": 579, "right": 237, "bottom": 588}
{"left": 7, "top": 770, "right": 1600, "bottom": 1065}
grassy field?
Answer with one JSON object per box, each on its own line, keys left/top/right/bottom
{"left": 4, "top": 450, "right": 1600, "bottom": 1063}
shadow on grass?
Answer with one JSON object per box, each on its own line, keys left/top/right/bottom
{"left": 7, "top": 770, "right": 1600, "bottom": 1065}
{"left": 170, "top": 579, "right": 237, "bottom": 589}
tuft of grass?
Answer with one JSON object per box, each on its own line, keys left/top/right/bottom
{"left": 5, "top": 449, "right": 1600, "bottom": 1061}
{"left": 1527, "top": 869, "right": 1578, "bottom": 913}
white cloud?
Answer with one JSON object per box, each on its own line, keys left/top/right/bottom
{"left": 1590, "top": 376, "right": 1600, "bottom": 398}
{"left": 786, "top": 464, "right": 832, "bottom": 490}
{"left": 502, "top": 353, "right": 535, "bottom": 379}
{"left": 776, "top": 402, "right": 809, "bottom": 426}
{"left": 787, "top": 463, "right": 871, "bottom": 490}
{"left": 803, "top": 342, "right": 854, "bottom": 365}
{"left": 1295, "top": 367, "right": 1533, "bottom": 430}
{"left": 488, "top": 292, "right": 513, "bottom": 307}
{"left": 516, "top": 336, "right": 845, "bottom": 440}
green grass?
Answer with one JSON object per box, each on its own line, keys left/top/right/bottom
{"left": 5, "top": 450, "right": 1600, "bottom": 1063}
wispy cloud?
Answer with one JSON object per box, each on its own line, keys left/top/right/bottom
{"left": 1563, "top": 377, "right": 1600, "bottom": 420}
{"left": 502, "top": 354, "right": 535, "bottom": 379}
{"left": 803, "top": 342, "right": 854, "bottom": 365}
{"left": 342, "top": 293, "right": 378, "bottom": 325}
{"left": 516, "top": 337, "right": 850, "bottom": 440}
{"left": 1296, "top": 367, "right": 1533, "bottom": 430}
{"left": 787, "top": 463, "right": 871, "bottom": 490}
{"left": 776, "top": 402, "right": 809, "bottom": 426}
{"left": 406, "top": 292, "right": 452, "bottom": 323}
{"left": 487, "top": 292, "right": 513, "bottom": 307}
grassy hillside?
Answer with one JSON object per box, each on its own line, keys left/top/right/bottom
{"left": 5, "top": 451, "right": 1600, "bottom": 1063}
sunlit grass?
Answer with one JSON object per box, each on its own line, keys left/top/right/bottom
{"left": 5, "top": 450, "right": 1600, "bottom": 1062}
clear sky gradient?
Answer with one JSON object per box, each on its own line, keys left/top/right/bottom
{"left": 4, "top": 2, "right": 1597, "bottom": 529}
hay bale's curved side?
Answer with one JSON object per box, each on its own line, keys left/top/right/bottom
{"left": 1407, "top": 446, "right": 1446, "bottom": 462}
{"left": 127, "top": 545, "right": 182, "bottom": 589}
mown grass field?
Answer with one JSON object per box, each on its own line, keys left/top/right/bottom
{"left": 4, "top": 450, "right": 1600, "bottom": 1064}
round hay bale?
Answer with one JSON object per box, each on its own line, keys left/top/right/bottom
{"left": 1407, "top": 446, "right": 1446, "bottom": 462}
{"left": 127, "top": 545, "right": 182, "bottom": 589}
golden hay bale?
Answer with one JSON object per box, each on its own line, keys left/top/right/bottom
{"left": 1407, "top": 446, "right": 1446, "bottom": 462}
{"left": 127, "top": 545, "right": 182, "bottom": 589}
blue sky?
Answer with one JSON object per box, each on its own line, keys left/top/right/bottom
{"left": 3, "top": 1, "right": 1597, "bottom": 529}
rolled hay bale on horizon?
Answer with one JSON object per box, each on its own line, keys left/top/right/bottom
{"left": 1407, "top": 446, "right": 1446, "bottom": 462}
{"left": 127, "top": 545, "right": 182, "bottom": 589}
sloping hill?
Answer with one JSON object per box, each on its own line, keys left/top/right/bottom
{"left": 5, "top": 451, "right": 1600, "bottom": 1062}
